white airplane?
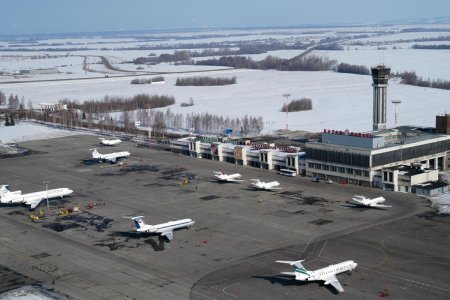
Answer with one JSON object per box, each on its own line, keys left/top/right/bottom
{"left": 435, "top": 204, "right": 450, "bottom": 214}
{"left": 126, "top": 216, "right": 195, "bottom": 241}
{"left": 0, "top": 185, "right": 73, "bottom": 209}
{"left": 276, "top": 259, "right": 357, "bottom": 293}
{"left": 99, "top": 137, "right": 122, "bottom": 146}
{"left": 350, "top": 195, "right": 391, "bottom": 209}
{"left": 249, "top": 179, "right": 281, "bottom": 191}
{"left": 91, "top": 148, "right": 130, "bottom": 163}
{"left": 213, "top": 171, "right": 243, "bottom": 183}
{"left": 429, "top": 199, "right": 450, "bottom": 214}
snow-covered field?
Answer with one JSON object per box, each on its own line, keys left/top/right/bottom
{"left": 0, "top": 24, "right": 449, "bottom": 134}
{"left": 0, "top": 285, "right": 64, "bottom": 300}
{"left": 0, "top": 121, "right": 81, "bottom": 145}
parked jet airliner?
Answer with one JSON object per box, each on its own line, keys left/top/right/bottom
{"left": 126, "top": 216, "right": 195, "bottom": 241}
{"left": 91, "top": 148, "right": 130, "bottom": 163}
{"left": 276, "top": 259, "right": 357, "bottom": 293}
{"left": 0, "top": 185, "right": 73, "bottom": 209}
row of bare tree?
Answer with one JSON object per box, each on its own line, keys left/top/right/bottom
{"left": 133, "top": 109, "right": 264, "bottom": 135}
{"left": 60, "top": 94, "right": 175, "bottom": 113}
{"left": 281, "top": 98, "right": 313, "bottom": 112}
{"left": 396, "top": 71, "right": 450, "bottom": 90}
{"left": 175, "top": 76, "right": 236, "bottom": 86}
{"left": 196, "top": 54, "right": 337, "bottom": 71}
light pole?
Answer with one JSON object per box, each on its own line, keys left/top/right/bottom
{"left": 146, "top": 104, "right": 152, "bottom": 147}
{"left": 283, "top": 94, "right": 291, "bottom": 134}
{"left": 43, "top": 181, "right": 50, "bottom": 209}
{"left": 391, "top": 99, "right": 402, "bottom": 127}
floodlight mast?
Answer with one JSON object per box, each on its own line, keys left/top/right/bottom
{"left": 283, "top": 94, "right": 291, "bottom": 134}
{"left": 391, "top": 99, "right": 402, "bottom": 127}
{"left": 43, "top": 181, "right": 50, "bottom": 209}
{"left": 146, "top": 104, "right": 152, "bottom": 147}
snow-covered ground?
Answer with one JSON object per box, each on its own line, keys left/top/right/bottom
{"left": 0, "top": 285, "right": 66, "bottom": 300}
{"left": 0, "top": 121, "right": 81, "bottom": 145}
{"left": 1, "top": 68, "right": 448, "bottom": 133}
{"left": 0, "top": 25, "right": 449, "bottom": 134}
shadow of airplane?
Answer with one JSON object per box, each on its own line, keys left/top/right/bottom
{"left": 252, "top": 275, "right": 341, "bottom": 294}
{"left": 108, "top": 231, "right": 166, "bottom": 251}
{"left": 342, "top": 202, "right": 389, "bottom": 210}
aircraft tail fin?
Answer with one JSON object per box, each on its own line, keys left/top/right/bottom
{"left": 0, "top": 185, "right": 11, "bottom": 197}
{"left": 276, "top": 260, "right": 310, "bottom": 279}
{"left": 128, "top": 216, "right": 146, "bottom": 229}
{"left": 91, "top": 148, "right": 101, "bottom": 159}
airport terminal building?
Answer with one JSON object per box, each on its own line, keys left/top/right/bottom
{"left": 305, "top": 127, "right": 450, "bottom": 190}
{"left": 171, "top": 137, "right": 306, "bottom": 175}
{"left": 305, "top": 66, "right": 450, "bottom": 192}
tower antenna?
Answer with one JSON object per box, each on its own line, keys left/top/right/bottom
{"left": 283, "top": 93, "right": 290, "bottom": 134}
{"left": 391, "top": 99, "right": 402, "bottom": 127}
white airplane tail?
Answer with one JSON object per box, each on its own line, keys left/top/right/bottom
{"left": 91, "top": 148, "right": 101, "bottom": 159}
{"left": 0, "top": 185, "right": 11, "bottom": 197}
{"left": 276, "top": 260, "right": 310, "bottom": 280}
{"left": 130, "top": 216, "right": 146, "bottom": 229}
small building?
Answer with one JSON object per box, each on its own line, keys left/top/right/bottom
{"left": 38, "top": 102, "right": 68, "bottom": 112}
{"left": 436, "top": 114, "right": 450, "bottom": 135}
{"left": 382, "top": 163, "right": 440, "bottom": 193}
{"left": 20, "top": 68, "right": 59, "bottom": 75}
{"left": 413, "top": 181, "right": 449, "bottom": 197}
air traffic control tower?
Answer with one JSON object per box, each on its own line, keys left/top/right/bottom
{"left": 372, "top": 65, "right": 390, "bottom": 131}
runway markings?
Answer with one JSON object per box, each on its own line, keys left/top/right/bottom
{"left": 222, "top": 282, "right": 241, "bottom": 298}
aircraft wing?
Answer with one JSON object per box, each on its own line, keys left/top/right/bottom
{"left": 27, "top": 199, "right": 43, "bottom": 210}
{"left": 323, "top": 274, "right": 344, "bottom": 292}
{"left": 159, "top": 229, "right": 174, "bottom": 241}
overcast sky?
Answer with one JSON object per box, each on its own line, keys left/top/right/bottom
{"left": 2, "top": 0, "right": 450, "bottom": 35}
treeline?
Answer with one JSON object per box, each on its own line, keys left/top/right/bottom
{"left": 336, "top": 63, "right": 370, "bottom": 75}
{"left": 396, "top": 71, "right": 450, "bottom": 90}
{"left": 412, "top": 44, "right": 450, "bottom": 50}
{"left": 281, "top": 98, "right": 313, "bottom": 112}
{"left": 60, "top": 94, "right": 175, "bottom": 113}
{"left": 131, "top": 43, "right": 309, "bottom": 65}
{"left": 0, "top": 91, "right": 7, "bottom": 105}
{"left": 0, "top": 47, "right": 92, "bottom": 52}
{"left": 185, "top": 112, "right": 263, "bottom": 135}
{"left": 314, "top": 44, "right": 344, "bottom": 50}
{"left": 130, "top": 76, "right": 165, "bottom": 84}
{"left": 196, "top": 55, "right": 336, "bottom": 71}
{"left": 135, "top": 109, "right": 264, "bottom": 135}
{"left": 175, "top": 76, "right": 236, "bottom": 86}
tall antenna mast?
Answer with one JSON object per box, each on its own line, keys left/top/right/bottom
{"left": 391, "top": 99, "right": 402, "bottom": 127}
{"left": 146, "top": 104, "right": 152, "bottom": 147}
{"left": 283, "top": 93, "right": 290, "bottom": 134}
